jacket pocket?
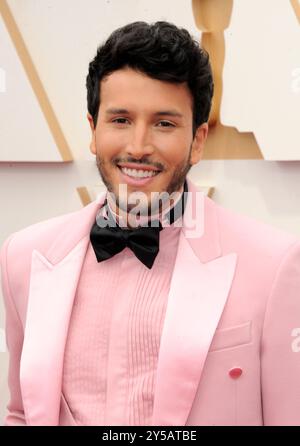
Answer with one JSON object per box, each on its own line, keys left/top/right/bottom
{"left": 209, "top": 320, "right": 252, "bottom": 352}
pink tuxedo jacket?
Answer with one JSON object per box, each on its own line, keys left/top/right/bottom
{"left": 1, "top": 178, "right": 300, "bottom": 426}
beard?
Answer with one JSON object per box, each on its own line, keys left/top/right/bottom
{"left": 95, "top": 145, "right": 192, "bottom": 217}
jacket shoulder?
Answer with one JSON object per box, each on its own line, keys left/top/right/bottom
{"left": 0, "top": 201, "right": 100, "bottom": 312}
{"left": 212, "top": 198, "right": 299, "bottom": 255}
{"left": 1, "top": 207, "right": 80, "bottom": 254}
{"left": 0, "top": 199, "right": 100, "bottom": 268}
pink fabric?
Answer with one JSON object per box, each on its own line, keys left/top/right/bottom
{"left": 62, "top": 224, "right": 181, "bottom": 426}
{"left": 1, "top": 178, "right": 300, "bottom": 426}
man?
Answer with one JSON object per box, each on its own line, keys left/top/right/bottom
{"left": 1, "top": 21, "right": 300, "bottom": 426}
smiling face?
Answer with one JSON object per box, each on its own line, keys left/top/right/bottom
{"left": 87, "top": 67, "right": 208, "bottom": 216}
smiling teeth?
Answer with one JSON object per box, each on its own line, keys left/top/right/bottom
{"left": 121, "top": 167, "right": 159, "bottom": 178}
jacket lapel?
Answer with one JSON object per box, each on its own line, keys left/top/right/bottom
{"left": 20, "top": 195, "right": 106, "bottom": 426}
{"left": 152, "top": 178, "right": 237, "bottom": 425}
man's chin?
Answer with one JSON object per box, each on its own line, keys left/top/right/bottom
{"left": 106, "top": 172, "right": 185, "bottom": 214}
{"left": 116, "top": 196, "right": 155, "bottom": 216}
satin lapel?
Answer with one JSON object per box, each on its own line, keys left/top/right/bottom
{"left": 20, "top": 194, "right": 106, "bottom": 426}
{"left": 152, "top": 179, "right": 238, "bottom": 425}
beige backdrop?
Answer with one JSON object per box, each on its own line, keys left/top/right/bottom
{"left": 0, "top": 0, "right": 300, "bottom": 425}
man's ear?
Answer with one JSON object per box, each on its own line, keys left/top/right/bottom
{"left": 190, "top": 123, "right": 208, "bottom": 165}
{"left": 87, "top": 112, "right": 97, "bottom": 155}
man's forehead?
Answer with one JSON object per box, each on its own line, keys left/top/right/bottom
{"left": 100, "top": 68, "right": 192, "bottom": 98}
{"left": 99, "top": 69, "right": 193, "bottom": 115}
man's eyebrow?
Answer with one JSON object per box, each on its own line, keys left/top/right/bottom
{"left": 105, "top": 107, "right": 183, "bottom": 118}
{"left": 154, "top": 110, "right": 183, "bottom": 118}
{"left": 105, "top": 108, "right": 130, "bottom": 115}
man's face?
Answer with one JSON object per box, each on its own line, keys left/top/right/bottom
{"left": 87, "top": 67, "right": 207, "bottom": 214}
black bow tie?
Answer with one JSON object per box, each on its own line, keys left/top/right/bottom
{"left": 90, "top": 180, "right": 188, "bottom": 269}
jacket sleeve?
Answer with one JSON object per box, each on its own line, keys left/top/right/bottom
{"left": 0, "top": 234, "right": 27, "bottom": 426}
{"left": 261, "top": 241, "right": 300, "bottom": 425}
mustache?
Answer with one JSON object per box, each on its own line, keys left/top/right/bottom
{"left": 114, "top": 157, "right": 164, "bottom": 171}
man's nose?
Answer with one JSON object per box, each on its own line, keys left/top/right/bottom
{"left": 125, "top": 122, "right": 154, "bottom": 158}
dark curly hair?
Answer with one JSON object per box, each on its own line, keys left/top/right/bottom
{"left": 86, "top": 21, "right": 214, "bottom": 138}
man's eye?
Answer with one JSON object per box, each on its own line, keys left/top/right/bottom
{"left": 157, "top": 121, "right": 175, "bottom": 127}
{"left": 111, "top": 118, "right": 175, "bottom": 127}
{"left": 112, "top": 118, "right": 129, "bottom": 124}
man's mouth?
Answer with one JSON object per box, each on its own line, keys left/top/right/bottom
{"left": 118, "top": 166, "right": 160, "bottom": 178}
{"left": 117, "top": 163, "right": 162, "bottom": 178}
{"left": 116, "top": 163, "right": 162, "bottom": 186}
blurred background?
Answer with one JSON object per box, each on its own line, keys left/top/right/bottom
{"left": 0, "top": 0, "right": 300, "bottom": 424}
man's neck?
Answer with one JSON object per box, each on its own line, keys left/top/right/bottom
{"left": 106, "top": 184, "right": 185, "bottom": 229}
